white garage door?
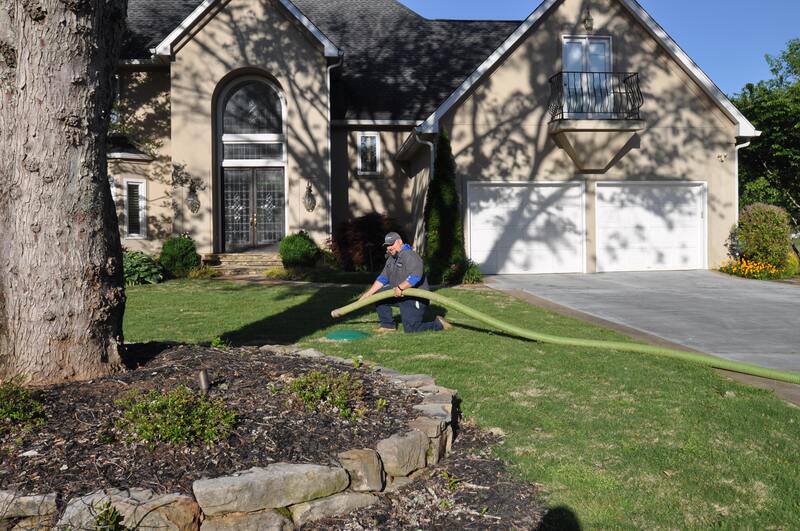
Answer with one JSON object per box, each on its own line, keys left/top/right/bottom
{"left": 468, "top": 182, "right": 585, "bottom": 274}
{"left": 596, "top": 182, "right": 706, "bottom": 272}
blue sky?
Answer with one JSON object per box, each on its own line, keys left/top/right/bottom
{"left": 399, "top": 0, "right": 800, "bottom": 96}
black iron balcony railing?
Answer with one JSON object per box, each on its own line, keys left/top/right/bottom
{"left": 548, "top": 71, "right": 643, "bottom": 121}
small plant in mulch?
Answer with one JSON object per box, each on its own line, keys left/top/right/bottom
{"left": 0, "top": 381, "right": 45, "bottom": 435}
{"left": 115, "top": 386, "right": 236, "bottom": 446}
{"left": 94, "top": 501, "right": 130, "bottom": 531}
{"left": 288, "top": 370, "right": 367, "bottom": 419}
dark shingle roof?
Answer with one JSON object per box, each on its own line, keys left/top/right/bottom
{"left": 122, "top": 0, "right": 521, "bottom": 121}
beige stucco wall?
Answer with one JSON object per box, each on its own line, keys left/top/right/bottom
{"left": 442, "top": 0, "right": 740, "bottom": 271}
{"left": 330, "top": 127, "right": 417, "bottom": 237}
{"left": 109, "top": 68, "right": 173, "bottom": 254}
{"left": 170, "top": 0, "right": 331, "bottom": 253}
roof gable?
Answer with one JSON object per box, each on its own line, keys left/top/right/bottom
{"left": 417, "top": 0, "right": 759, "bottom": 138}
{"left": 152, "top": 0, "right": 341, "bottom": 58}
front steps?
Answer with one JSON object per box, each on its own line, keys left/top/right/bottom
{"left": 203, "top": 253, "right": 282, "bottom": 276}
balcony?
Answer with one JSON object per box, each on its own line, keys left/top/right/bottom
{"left": 547, "top": 72, "right": 645, "bottom": 172}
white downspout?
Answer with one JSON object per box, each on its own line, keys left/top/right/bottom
{"left": 734, "top": 140, "right": 751, "bottom": 224}
{"left": 414, "top": 131, "right": 436, "bottom": 254}
{"left": 326, "top": 52, "right": 344, "bottom": 236}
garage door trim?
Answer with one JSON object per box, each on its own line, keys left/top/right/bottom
{"left": 466, "top": 181, "right": 587, "bottom": 274}
{"left": 594, "top": 180, "right": 708, "bottom": 273}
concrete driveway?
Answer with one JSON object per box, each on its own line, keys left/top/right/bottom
{"left": 487, "top": 271, "right": 800, "bottom": 372}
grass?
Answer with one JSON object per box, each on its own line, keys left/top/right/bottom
{"left": 125, "top": 280, "right": 800, "bottom": 529}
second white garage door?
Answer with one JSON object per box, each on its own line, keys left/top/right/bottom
{"left": 468, "top": 182, "right": 585, "bottom": 274}
{"left": 596, "top": 182, "right": 706, "bottom": 272}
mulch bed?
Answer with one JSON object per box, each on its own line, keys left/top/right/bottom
{"left": 0, "top": 345, "right": 421, "bottom": 505}
{"left": 309, "top": 424, "right": 547, "bottom": 530}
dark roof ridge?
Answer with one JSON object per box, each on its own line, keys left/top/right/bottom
{"left": 431, "top": 18, "right": 524, "bottom": 23}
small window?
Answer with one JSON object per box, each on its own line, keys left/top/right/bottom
{"left": 358, "top": 133, "right": 380, "bottom": 175}
{"left": 124, "top": 180, "right": 146, "bottom": 238}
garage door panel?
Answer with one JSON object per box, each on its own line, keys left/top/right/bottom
{"left": 597, "top": 183, "right": 705, "bottom": 272}
{"left": 468, "top": 183, "right": 584, "bottom": 275}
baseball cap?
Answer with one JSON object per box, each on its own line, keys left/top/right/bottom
{"left": 382, "top": 232, "right": 401, "bottom": 247}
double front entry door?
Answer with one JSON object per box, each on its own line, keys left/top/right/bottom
{"left": 222, "top": 167, "right": 285, "bottom": 252}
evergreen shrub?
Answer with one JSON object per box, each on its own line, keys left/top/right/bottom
{"left": 159, "top": 235, "right": 200, "bottom": 278}
{"left": 279, "top": 231, "right": 321, "bottom": 268}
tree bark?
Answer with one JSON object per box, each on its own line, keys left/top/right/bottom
{"left": 0, "top": 0, "right": 127, "bottom": 384}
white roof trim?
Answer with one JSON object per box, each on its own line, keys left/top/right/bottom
{"left": 418, "top": 0, "right": 759, "bottom": 138}
{"left": 332, "top": 119, "right": 418, "bottom": 127}
{"left": 153, "top": 0, "right": 340, "bottom": 58}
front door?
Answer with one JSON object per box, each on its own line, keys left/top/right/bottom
{"left": 222, "top": 168, "right": 285, "bottom": 252}
{"left": 562, "top": 36, "right": 612, "bottom": 118}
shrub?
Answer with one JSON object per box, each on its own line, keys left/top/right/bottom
{"left": 424, "top": 130, "right": 466, "bottom": 284}
{"left": 785, "top": 251, "right": 800, "bottom": 277}
{"left": 0, "top": 382, "right": 45, "bottom": 434}
{"left": 441, "top": 259, "right": 484, "bottom": 285}
{"left": 187, "top": 265, "right": 220, "bottom": 279}
{"left": 734, "top": 203, "right": 793, "bottom": 269}
{"left": 123, "top": 251, "right": 163, "bottom": 286}
{"left": 159, "top": 235, "right": 201, "bottom": 278}
{"left": 289, "top": 370, "right": 365, "bottom": 419}
{"left": 331, "top": 214, "right": 406, "bottom": 272}
{"left": 116, "top": 386, "right": 236, "bottom": 445}
{"left": 279, "top": 231, "right": 321, "bottom": 268}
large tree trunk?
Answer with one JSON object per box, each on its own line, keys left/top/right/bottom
{"left": 0, "top": 0, "right": 128, "bottom": 384}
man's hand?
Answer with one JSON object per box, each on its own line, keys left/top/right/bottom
{"left": 394, "top": 286, "right": 403, "bottom": 298}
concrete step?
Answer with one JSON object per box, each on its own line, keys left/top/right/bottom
{"left": 203, "top": 253, "right": 281, "bottom": 266}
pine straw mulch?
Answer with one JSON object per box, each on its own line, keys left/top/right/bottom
{"left": 0, "top": 344, "right": 421, "bottom": 505}
{"left": 309, "top": 424, "right": 548, "bottom": 530}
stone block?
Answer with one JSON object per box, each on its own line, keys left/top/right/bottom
{"left": 422, "top": 392, "right": 453, "bottom": 406}
{"left": 412, "top": 403, "right": 451, "bottom": 422}
{"left": 0, "top": 491, "right": 56, "bottom": 518}
{"left": 293, "top": 348, "right": 324, "bottom": 358}
{"left": 392, "top": 374, "right": 435, "bottom": 388}
{"left": 445, "top": 425, "right": 454, "bottom": 455}
{"left": 57, "top": 489, "right": 200, "bottom": 531}
{"left": 289, "top": 493, "right": 377, "bottom": 527}
{"left": 376, "top": 430, "right": 428, "bottom": 477}
{"left": 8, "top": 514, "right": 56, "bottom": 530}
{"left": 200, "top": 509, "right": 293, "bottom": 531}
{"left": 193, "top": 464, "right": 348, "bottom": 516}
{"left": 407, "top": 416, "right": 445, "bottom": 438}
{"left": 337, "top": 449, "right": 384, "bottom": 492}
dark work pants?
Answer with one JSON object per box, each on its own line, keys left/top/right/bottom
{"left": 375, "top": 286, "right": 444, "bottom": 333}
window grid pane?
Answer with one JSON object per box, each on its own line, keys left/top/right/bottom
{"left": 360, "top": 135, "right": 378, "bottom": 173}
{"left": 223, "top": 143, "right": 284, "bottom": 161}
{"left": 223, "top": 81, "right": 282, "bottom": 135}
{"left": 127, "top": 183, "right": 141, "bottom": 236}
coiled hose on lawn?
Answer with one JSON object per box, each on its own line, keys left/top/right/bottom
{"left": 331, "top": 288, "right": 800, "bottom": 385}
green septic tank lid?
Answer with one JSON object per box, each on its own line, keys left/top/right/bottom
{"left": 325, "top": 330, "right": 371, "bottom": 342}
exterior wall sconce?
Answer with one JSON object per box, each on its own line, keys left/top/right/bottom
{"left": 187, "top": 183, "right": 201, "bottom": 214}
{"left": 583, "top": 7, "right": 594, "bottom": 32}
{"left": 303, "top": 182, "right": 317, "bottom": 213}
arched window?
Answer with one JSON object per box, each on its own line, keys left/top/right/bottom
{"left": 219, "top": 78, "right": 285, "bottom": 166}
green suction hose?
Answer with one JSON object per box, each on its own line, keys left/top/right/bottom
{"left": 331, "top": 288, "right": 800, "bottom": 385}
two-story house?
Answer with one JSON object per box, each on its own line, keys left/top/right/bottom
{"left": 112, "top": 0, "right": 758, "bottom": 274}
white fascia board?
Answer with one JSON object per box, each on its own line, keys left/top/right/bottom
{"left": 417, "top": 0, "right": 560, "bottom": 134}
{"left": 153, "top": 0, "right": 340, "bottom": 59}
{"left": 332, "top": 119, "right": 419, "bottom": 127}
{"left": 154, "top": 0, "right": 216, "bottom": 57}
{"left": 418, "top": 0, "right": 759, "bottom": 138}
{"left": 619, "top": 0, "right": 758, "bottom": 137}
{"left": 277, "top": 0, "right": 340, "bottom": 58}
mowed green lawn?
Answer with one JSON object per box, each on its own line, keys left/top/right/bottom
{"left": 125, "top": 280, "right": 800, "bottom": 529}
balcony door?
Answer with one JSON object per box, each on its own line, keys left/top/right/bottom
{"left": 562, "top": 36, "right": 612, "bottom": 118}
{"left": 217, "top": 76, "right": 287, "bottom": 252}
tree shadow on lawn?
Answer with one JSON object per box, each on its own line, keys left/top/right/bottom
{"left": 218, "top": 285, "right": 451, "bottom": 346}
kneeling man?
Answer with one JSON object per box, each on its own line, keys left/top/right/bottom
{"left": 359, "top": 232, "right": 450, "bottom": 333}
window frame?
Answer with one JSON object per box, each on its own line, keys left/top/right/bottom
{"left": 123, "top": 178, "right": 147, "bottom": 239}
{"left": 357, "top": 132, "right": 381, "bottom": 176}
